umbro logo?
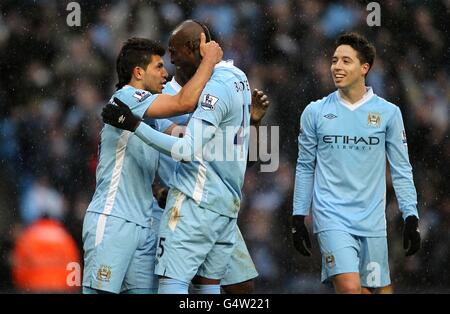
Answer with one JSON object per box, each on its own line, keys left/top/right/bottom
{"left": 118, "top": 115, "right": 125, "bottom": 124}
{"left": 324, "top": 113, "right": 337, "bottom": 119}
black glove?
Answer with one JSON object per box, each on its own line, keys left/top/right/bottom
{"left": 292, "top": 215, "right": 312, "bottom": 256}
{"left": 102, "top": 97, "right": 141, "bottom": 132}
{"left": 403, "top": 215, "right": 421, "bottom": 256}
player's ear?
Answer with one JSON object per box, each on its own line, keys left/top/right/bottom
{"left": 133, "top": 66, "right": 144, "bottom": 80}
{"left": 361, "top": 63, "right": 370, "bottom": 76}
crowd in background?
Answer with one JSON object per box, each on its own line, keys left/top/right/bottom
{"left": 0, "top": 0, "right": 449, "bottom": 293}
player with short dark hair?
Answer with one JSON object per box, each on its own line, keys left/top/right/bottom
{"left": 292, "top": 32, "right": 420, "bottom": 294}
{"left": 102, "top": 20, "right": 255, "bottom": 294}
{"left": 153, "top": 20, "right": 269, "bottom": 294}
{"left": 82, "top": 36, "right": 222, "bottom": 294}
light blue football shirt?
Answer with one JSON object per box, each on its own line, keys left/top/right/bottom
{"left": 150, "top": 78, "right": 191, "bottom": 221}
{"left": 293, "top": 87, "right": 418, "bottom": 237}
{"left": 157, "top": 78, "right": 191, "bottom": 187}
{"left": 86, "top": 85, "right": 160, "bottom": 227}
{"left": 171, "top": 60, "right": 252, "bottom": 218}
{"left": 134, "top": 61, "right": 252, "bottom": 218}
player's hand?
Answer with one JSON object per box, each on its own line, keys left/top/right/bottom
{"left": 200, "top": 33, "right": 222, "bottom": 64}
{"left": 155, "top": 186, "right": 169, "bottom": 209}
{"left": 292, "top": 215, "right": 312, "bottom": 257}
{"left": 102, "top": 97, "right": 141, "bottom": 132}
{"left": 403, "top": 215, "right": 421, "bottom": 256}
{"left": 250, "top": 89, "right": 270, "bottom": 124}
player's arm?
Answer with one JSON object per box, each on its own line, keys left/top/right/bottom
{"left": 102, "top": 97, "right": 216, "bottom": 160}
{"left": 102, "top": 80, "right": 228, "bottom": 160}
{"left": 291, "top": 104, "right": 317, "bottom": 257}
{"left": 247, "top": 89, "right": 270, "bottom": 167}
{"left": 157, "top": 119, "right": 186, "bottom": 136}
{"left": 137, "top": 84, "right": 228, "bottom": 159}
{"left": 293, "top": 104, "right": 317, "bottom": 217}
{"left": 134, "top": 117, "right": 215, "bottom": 161}
{"left": 386, "top": 106, "right": 420, "bottom": 256}
{"left": 163, "top": 123, "right": 185, "bottom": 136}
{"left": 144, "top": 33, "right": 222, "bottom": 118}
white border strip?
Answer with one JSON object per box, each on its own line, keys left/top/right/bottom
{"left": 95, "top": 131, "right": 131, "bottom": 246}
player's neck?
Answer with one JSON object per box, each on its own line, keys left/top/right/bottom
{"left": 174, "top": 74, "right": 187, "bottom": 87}
{"left": 338, "top": 83, "right": 367, "bottom": 105}
{"left": 128, "top": 79, "right": 144, "bottom": 90}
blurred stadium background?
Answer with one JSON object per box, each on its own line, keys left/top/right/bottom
{"left": 0, "top": 0, "right": 449, "bottom": 293}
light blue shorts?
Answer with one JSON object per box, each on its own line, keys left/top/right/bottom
{"left": 155, "top": 189, "right": 236, "bottom": 283}
{"left": 317, "top": 230, "right": 391, "bottom": 288}
{"left": 82, "top": 212, "right": 158, "bottom": 293}
{"left": 220, "top": 226, "right": 258, "bottom": 286}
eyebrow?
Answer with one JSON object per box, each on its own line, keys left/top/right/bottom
{"left": 332, "top": 55, "right": 353, "bottom": 61}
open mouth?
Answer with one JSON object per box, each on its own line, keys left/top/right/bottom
{"left": 334, "top": 73, "right": 346, "bottom": 80}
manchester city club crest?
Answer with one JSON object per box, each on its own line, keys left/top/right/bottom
{"left": 367, "top": 112, "right": 381, "bottom": 127}
{"left": 97, "top": 265, "right": 111, "bottom": 282}
{"left": 325, "top": 255, "right": 336, "bottom": 268}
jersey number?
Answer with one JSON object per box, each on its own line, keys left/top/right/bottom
{"left": 234, "top": 105, "right": 250, "bottom": 146}
{"left": 157, "top": 237, "right": 166, "bottom": 258}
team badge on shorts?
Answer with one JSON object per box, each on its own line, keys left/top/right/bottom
{"left": 367, "top": 112, "right": 381, "bottom": 127}
{"left": 325, "top": 255, "right": 336, "bottom": 268}
{"left": 97, "top": 265, "right": 111, "bottom": 282}
{"left": 200, "top": 94, "right": 219, "bottom": 111}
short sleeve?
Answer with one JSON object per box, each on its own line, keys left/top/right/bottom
{"left": 115, "top": 89, "right": 159, "bottom": 119}
{"left": 191, "top": 80, "right": 229, "bottom": 127}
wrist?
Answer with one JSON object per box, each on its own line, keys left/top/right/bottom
{"left": 133, "top": 120, "right": 141, "bottom": 132}
{"left": 405, "top": 216, "right": 419, "bottom": 230}
{"left": 133, "top": 120, "right": 143, "bottom": 132}
{"left": 201, "top": 55, "right": 217, "bottom": 67}
{"left": 405, "top": 215, "right": 418, "bottom": 223}
{"left": 250, "top": 117, "right": 261, "bottom": 126}
{"left": 293, "top": 215, "right": 306, "bottom": 224}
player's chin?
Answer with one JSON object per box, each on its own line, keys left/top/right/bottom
{"left": 333, "top": 80, "right": 347, "bottom": 89}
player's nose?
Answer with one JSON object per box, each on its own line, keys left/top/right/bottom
{"left": 334, "top": 59, "right": 344, "bottom": 69}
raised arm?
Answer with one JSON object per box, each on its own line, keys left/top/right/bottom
{"left": 144, "top": 33, "right": 222, "bottom": 118}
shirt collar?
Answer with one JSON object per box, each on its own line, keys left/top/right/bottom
{"left": 214, "top": 59, "right": 234, "bottom": 69}
{"left": 336, "top": 87, "right": 374, "bottom": 111}
{"left": 169, "top": 77, "right": 182, "bottom": 93}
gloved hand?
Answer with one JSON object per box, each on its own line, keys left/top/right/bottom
{"left": 292, "top": 215, "right": 312, "bottom": 256}
{"left": 102, "top": 97, "right": 141, "bottom": 132}
{"left": 403, "top": 215, "right": 421, "bottom": 256}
